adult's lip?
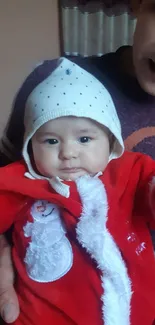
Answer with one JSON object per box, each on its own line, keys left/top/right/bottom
{"left": 148, "top": 58, "right": 155, "bottom": 73}
{"left": 141, "top": 48, "right": 155, "bottom": 73}
{"left": 137, "top": 53, "right": 155, "bottom": 82}
{"left": 143, "top": 51, "right": 155, "bottom": 69}
{"left": 133, "top": 44, "right": 155, "bottom": 94}
{"left": 136, "top": 56, "right": 155, "bottom": 95}
{"left": 142, "top": 57, "right": 155, "bottom": 79}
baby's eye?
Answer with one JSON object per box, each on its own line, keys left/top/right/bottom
{"left": 44, "top": 139, "right": 58, "bottom": 145}
{"left": 79, "top": 137, "right": 91, "bottom": 143}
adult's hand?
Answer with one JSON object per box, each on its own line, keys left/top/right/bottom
{"left": 0, "top": 234, "right": 19, "bottom": 323}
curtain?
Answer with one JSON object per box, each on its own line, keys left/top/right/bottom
{"left": 77, "top": 0, "right": 131, "bottom": 9}
{"left": 60, "top": 0, "right": 136, "bottom": 57}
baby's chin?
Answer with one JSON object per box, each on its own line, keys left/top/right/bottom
{"left": 59, "top": 170, "right": 88, "bottom": 181}
{"left": 39, "top": 168, "right": 103, "bottom": 181}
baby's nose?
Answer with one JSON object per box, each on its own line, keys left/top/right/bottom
{"left": 59, "top": 143, "right": 78, "bottom": 160}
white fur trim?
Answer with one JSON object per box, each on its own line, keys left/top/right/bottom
{"left": 75, "top": 176, "right": 132, "bottom": 325}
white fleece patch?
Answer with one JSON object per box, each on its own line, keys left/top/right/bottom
{"left": 75, "top": 175, "right": 132, "bottom": 325}
{"left": 23, "top": 200, "right": 73, "bottom": 282}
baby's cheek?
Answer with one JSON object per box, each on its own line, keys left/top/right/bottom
{"left": 95, "top": 150, "right": 109, "bottom": 169}
{"left": 40, "top": 155, "right": 58, "bottom": 177}
{"left": 33, "top": 151, "right": 49, "bottom": 174}
{"left": 85, "top": 154, "right": 106, "bottom": 174}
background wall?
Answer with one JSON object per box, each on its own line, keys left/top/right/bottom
{"left": 0, "top": 0, "right": 60, "bottom": 135}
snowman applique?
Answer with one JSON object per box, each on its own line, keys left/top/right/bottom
{"left": 23, "top": 200, "right": 73, "bottom": 282}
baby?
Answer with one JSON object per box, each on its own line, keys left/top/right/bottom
{"left": 0, "top": 57, "right": 155, "bottom": 325}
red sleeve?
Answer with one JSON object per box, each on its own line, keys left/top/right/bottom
{"left": 133, "top": 153, "right": 155, "bottom": 230}
{"left": 0, "top": 161, "right": 29, "bottom": 233}
{"left": 0, "top": 190, "right": 28, "bottom": 233}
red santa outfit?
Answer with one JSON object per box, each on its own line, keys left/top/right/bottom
{"left": 1, "top": 57, "right": 155, "bottom": 325}
{"left": 0, "top": 152, "right": 155, "bottom": 325}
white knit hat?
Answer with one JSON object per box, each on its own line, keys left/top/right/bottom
{"left": 23, "top": 57, "right": 124, "bottom": 178}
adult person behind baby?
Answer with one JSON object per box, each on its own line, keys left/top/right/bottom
{"left": 88, "top": 0, "right": 155, "bottom": 158}
{"left": 0, "top": 0, "right": 155, "bottom": 323}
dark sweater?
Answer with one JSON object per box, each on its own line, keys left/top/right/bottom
{"left": 89, "top": 47, "right": 155, "bottom": 159}
{"left": 71, "top": 47, "right": 155, "bottom": 159}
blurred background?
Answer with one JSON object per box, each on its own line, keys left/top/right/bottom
{"left": 0, "top": 0, "right": 136, "bottom": 135}
{"left": 0, "top": 0, "right": 59, "bottom": 135}
{"left": 60, "top": 0, "right": 136, "bottom": 56}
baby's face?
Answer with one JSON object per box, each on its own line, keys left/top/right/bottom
{"left": 31, "top": 116, "right": 110, "bottom": 181}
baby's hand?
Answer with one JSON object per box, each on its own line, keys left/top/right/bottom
{"left": 0, "top": 234, "right": 19, "bottom": 323}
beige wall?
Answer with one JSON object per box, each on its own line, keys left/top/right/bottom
{"left": 0, "top": 0, "right": 60, "bottom": 135}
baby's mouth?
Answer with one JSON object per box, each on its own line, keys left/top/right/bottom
{"left": 61, "top": 168, "right": 81, "bottom": 173}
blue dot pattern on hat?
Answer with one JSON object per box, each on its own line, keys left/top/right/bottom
{"left": 66, "top": 69, "right": 72, "bottom": 75}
